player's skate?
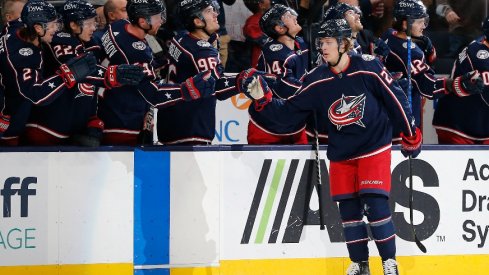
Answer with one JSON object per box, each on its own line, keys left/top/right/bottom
{"left": 382, "top": 258, "right": 399, "bottom": 275}
{"left": 346, "top": 261, "right": 370, "bottom": 275}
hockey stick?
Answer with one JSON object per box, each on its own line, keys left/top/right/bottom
{"left": 313, "top": 112, "right": 325, "bottom": 230}
{"left": 406, "top": 18, "right": 427, "bottom": 253}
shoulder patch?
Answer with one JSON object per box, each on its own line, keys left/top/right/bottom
{"left": 132, "top": 41, "right": 146, "bottom": 50}
{"left": 361, "top": 54, "right": 375, "bottom": 61}
{"left": 476, "top": 50, "right": 489, "bottom": 59}
{"left": 402, "top": 42, "right": 416, "bottom": 49}
{"left": 269, "top": 44, "right": 283, "bottom": 51}
{"left": 19, "top": 48, "right": 33, "bottom": 56}
{"left": 57, "top": 32, "right": 71, "bottom": 38}
{"left": 197, "top": 40, "right": 211, "bottom": 47}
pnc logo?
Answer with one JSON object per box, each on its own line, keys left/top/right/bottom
{"left": 231, "top": 93, "right": 252, "bottom": 110}
{"left": 1, "top": 177, "right": 37, "bottom": 218}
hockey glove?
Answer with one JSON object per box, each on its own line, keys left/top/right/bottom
{"left": 413, "top": 35, "right": 436, "bottom": 64}
{"left": 236, "top": 68, "right": 276, "bottom": 94}
{"left": 0, "top": 113, "right": 10, "bottom": 135}
{"left": 373, "top": 38, "right": 390, "bottom": 60}
{"left": 180, "top": 71, "right": 216, "bottom": 101}
{"left": 104, "top": 64, "right": 145, "bottom": 89}
{"left": 245, "top": 75, "right": 272, "bottom": 111}
{"left": 58, "top": 52, "right": 97, "bottom": 88}
{"left": 71, "top": 116, "right": 104, "bottom": 147}
{"left": 445, "top": 70, "right": 484, "bottom": 97}
{"left": 400, "top": 127, "right": 422, "bottom": 158}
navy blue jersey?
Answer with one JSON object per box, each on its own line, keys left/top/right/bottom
{"left": 258, "top": 54, "right": 416, "bottom": 161}
{"left": 0, "top": 31, "right": 69, "bottom": 138}
{"left": 157, "top": 33, "right": 238, "bottom": 144}
{"left": 251, "top": 36, "right": 309, "bottom": 135}
{"left": 433, "top": 38, "right": 489, "bottom": 140}
{"left": 1, "top": 19, "right": 23, "bottom": 37}
{"left": 382, "top": 29, "right": 446, "bottom": 135}
{"left": 27, "top": 32, "right": 104, "bottom": 137}
{"left": 257, "top": 37, "right": 309, "bottom": 98}
{"left": 98, "top": 19, "right": 185, "bottom": 135}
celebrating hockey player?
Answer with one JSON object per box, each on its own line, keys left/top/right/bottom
{"left": 246, "top": 4, "right": 309, "bottom": 144}
{"left": 432, "top": 15, "right": 489, "bottom": 144}
{"left": 98, "top": 0, "right": 217, "bottom": 145}
{"left": 240, "top": 18, "right": 422, "bottom": 275}
{"left": 0, "top": 0, "right": 98, "bottom": 146}
{"left": 24, "top": 0, "right": 144, "bottom": 146}
{"left": 382, "top": 0, "right": 484, "bottom": 142}
{"left": 156, "top": 0, "right": 240, "bottom": 145}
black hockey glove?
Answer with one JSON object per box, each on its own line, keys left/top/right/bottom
{"left": 0, "top": 113, "right": 10, "bottom": 136}
{"left": 58, "top": 52, "right": 97, "bottom": 88}
{"left": 400, "top": 127, "right": 422, "bottom": 158}
{"left": 180, "top": 71, "right": 216, "bottom": 101}
{"left": 104, "top": 64, "right": 145, "bottom": 89}
{"left": 413, "top": 35, "right": 436, "bottom": 64}
{"left": 445, "top": 70, "right": 484, "bottom": 97}
{"left": 373, "top": 38, "right": 390, "bottom": 60}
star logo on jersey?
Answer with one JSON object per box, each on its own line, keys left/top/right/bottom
{"left": 48, "top": 82, "right": 55, "bottom": 89}
{"left": 165, "top": 92, "right": 171, "bottom": 99}
{"left": 224, "top": 78, "right": 229, "bottom": 87}
{"left": 328, "top": 94, "right": 366, "bottom": 130}
{"left": 75, "top": 83, "right": 95, "bottom": 98}
{"left": 98, "top": 69, "right": 104, "bottom": 76}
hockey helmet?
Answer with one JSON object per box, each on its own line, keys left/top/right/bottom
{"left": 127, "top": 0, "right": 166, "bottom": 24}
{"left": 483, "top": 16, "right": 489, "bottom": 39}
{"left": 21, "top": 0, "right": 58, "bottom": 28}
{"left": 315, "top": 18, "right": 352, "bottom": 50}
{"left": 259, "top": 4, "right": 297, "bottom": 38}
{"left": 393, "top": 0, "right": 428, "bottom": 20}
{"left": 179, "top": 0, "right": 220, "bottom": 30}
{"left": 62, "top": 0, "right": 97, "bottom": 24}
{"left": 323, "top": 2, "right": 356, "bottom": 21}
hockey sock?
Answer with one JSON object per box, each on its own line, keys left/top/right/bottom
{"left": 362, "top": 195, "right": 396, "bottom": 260}
{"left": 338, "top": 199, "right": 369, "bottom": 262}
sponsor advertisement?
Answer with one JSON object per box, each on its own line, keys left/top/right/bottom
{"left": 168, "top": 148, "right": 489, "bottom": 274}
{"left": 0, "top": 152, "right": 133, "bottom": 274}
{"left": 214, "top": 94, "right": 251, "bottom": 144}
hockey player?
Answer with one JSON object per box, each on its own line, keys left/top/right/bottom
{"left": 1, "top": 0, "right": 26, "bottom": 36}
{"left": 246, "top": 4, "right": 309, "bottom": 144}
{"left": 240, "top": 19, "right": 422, "bottom": 275}
{"left": 156, "top": 0, "right": 244, "bottom": 145}
{"left": 310, "top": 2, "right": 390, "bottom": 144}
{"left": 98, "top": 0, "right": 217, "bottom": 145}
{"left": 432, "top": 16, "right": 489, "bottom": 144}
{"left": 24, "top": 0, "right": 144, "bottom": 146}
{"left": 382, "top": 0, "right": 484, "bottom": 141}
{"left": 0, "top": 0, "right": 98, "bottom": 146}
